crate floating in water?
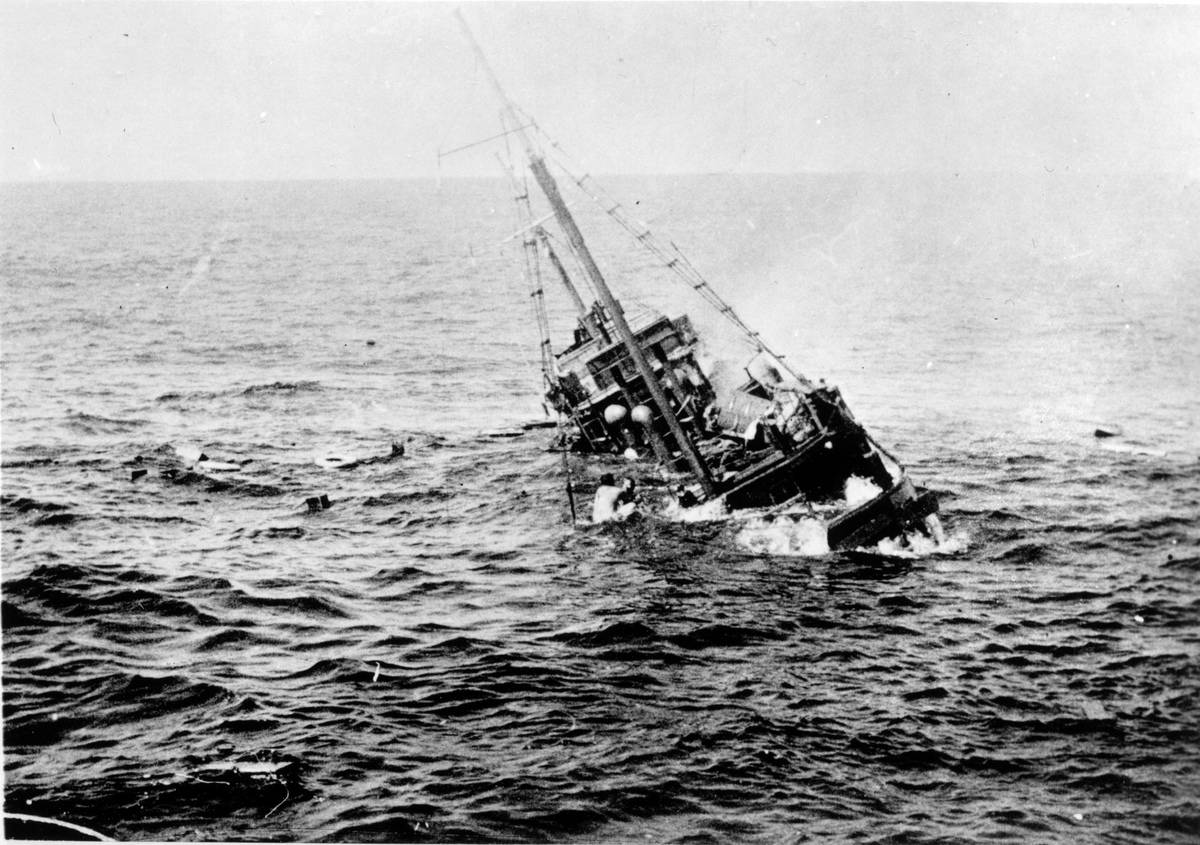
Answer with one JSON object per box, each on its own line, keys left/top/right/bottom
{"left": 305, "top": 494, "right": 332, "bottom": 511}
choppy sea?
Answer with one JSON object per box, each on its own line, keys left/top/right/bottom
{"left": 2, "top": 173, "right": 1198, "bottom": 843}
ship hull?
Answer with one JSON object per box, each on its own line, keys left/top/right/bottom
{"left": 826, "top": 478, "right": 940, "bottom": 550}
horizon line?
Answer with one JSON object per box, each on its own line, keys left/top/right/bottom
{"left": 2, "top": 168, "right": 1195, "bottom": 187}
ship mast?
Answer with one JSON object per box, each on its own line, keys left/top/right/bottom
{"left": 456, "top": 11, "right": 716, "bottom": 495}
{"left": 537, "top": 229, "right": 606, "bottom": 342}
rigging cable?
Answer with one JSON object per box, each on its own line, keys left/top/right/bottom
{"left": 521, "top": 112, "right": 814, "bottom": 391}
{"left": 497, "top": 126, "right": 555, "bottom": 387}
{"left": 497, "top": 115, "right": 578, "bottom": 526}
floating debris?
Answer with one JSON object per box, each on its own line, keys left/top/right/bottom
{"left": 305, "top": 494, "right": 332, "bottom": 512}
{"left": 179, "top": 754, "right": 302, "bottom": 819}
{"left": 314, "top": 442, "right": 404, "bottom": 470}
{"left": 482, "top": 428, "right": 524, "bottom": 439}
{"left": 191, "top": 760, "right": 297, "bottom": 782}
{"left": 314, "top": 455, "right": 358, "bottom": 470}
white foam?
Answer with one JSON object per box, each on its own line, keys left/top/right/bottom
{"left": 660, "top": 488, "right": 967, "bottom": 560}
{"left": 875, "top": 524, "right": 971, "bottom": 558}
{"left": 196, "top": 458, "right": 240, "bottom": 472}
{"left": 734, "top": 515, "right": 831, "bottom": 556}
{"left": 172, "top": 443, "right": 204, "bottom": 464}
{"left": 661, "top": 497, "right": 729, "bottom": 523}
{"left": 844, "top": 475, "right": 883, "bottom": 507}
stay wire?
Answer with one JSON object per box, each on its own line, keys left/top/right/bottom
{"left": 497, "top": 119, "right": 554, "bottom": 388}
{"left": 528, "top": 119, "right": 814, "bottom": 388}
{"left": 499, "top": 114, "right": 580, "bottom": 523}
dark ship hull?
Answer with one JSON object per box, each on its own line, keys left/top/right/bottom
{"left": 542, "top": 304, "right": 940, "bottom": 549}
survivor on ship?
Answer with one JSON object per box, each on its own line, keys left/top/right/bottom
{"left": 457, "top": 13, "right": 943, "bottom": 551}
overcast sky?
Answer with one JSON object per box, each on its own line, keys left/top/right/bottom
{"left": 3, "top": 2, "right": 1198, "bottom": 182}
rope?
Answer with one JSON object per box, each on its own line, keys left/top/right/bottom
{"left": 496, "top": 122, "right": 556, "bottom": 385}
{"left": 526, "top": 121, "right": 814, "bottom": 390}
{"left": 494, "top": 114, "right": 585, "bottom": 523}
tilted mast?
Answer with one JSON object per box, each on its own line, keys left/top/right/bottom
{"left": 537, "top": 229, "right": 606, "bottom": 343}
{"left": 456, "top": 11, "right": 716, "bottom": 495}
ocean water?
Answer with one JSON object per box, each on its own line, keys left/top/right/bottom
{"left": 2, "top": 173, "right": 1198, "bottom": 843}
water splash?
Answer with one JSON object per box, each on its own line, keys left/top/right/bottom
{"left": 733, "top": 514, "right": 831, "bottom": 556}
{"left": 875, "top": 521, "right": 971, "bottom": 558}
{"left": 660, "top": 497, "right": 729, "bottom": 523}
{"left": 844, "top": 475, "right": 883, "bottom": 507}
{"left": 732, "top": 508, "right": 967, "bottom": 559}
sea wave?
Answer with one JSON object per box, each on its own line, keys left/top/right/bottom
{"left": 2, "top": 175, "right": 1196, "bottom": 843}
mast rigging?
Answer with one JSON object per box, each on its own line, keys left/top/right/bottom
{"left": 456, "top": 9, "right": 716, "bottom": 496}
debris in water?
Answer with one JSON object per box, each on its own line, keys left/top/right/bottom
{"left": 305, "top": 494, "right": 332, "bottom": 512}
{"left": 315, "top": 442, "right": 404, "bottom": 469}
{"left": 196, "top": 456, "right": 243, "bottom": 472}
{"left": 193, "top": 760, "right": 296, "bottom": 781}
{"left": 483, "top": 427, "right": 524, "bottom": 439}
{"left": 1094, "top": 424, "right": 1122, "bottom": 438}
{"left": 174, "top": 444, "right": 208, "bottom": 464}
{"left": 183, "top": 755, "right": 301, "bottom": 819}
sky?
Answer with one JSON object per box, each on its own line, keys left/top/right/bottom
{"left": 2, "top": 1, "right": 1199, "bottom": 182}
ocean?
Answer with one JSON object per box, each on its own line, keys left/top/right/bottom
{"left": 2, "top": 173, "right": 1198, "bottom": 842}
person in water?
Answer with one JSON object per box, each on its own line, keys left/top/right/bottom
{"left": 592, "top": 473, "right": 638, "bottom": 523}
{"left": 592, "top": 473, "right": 622, "bottom": 523}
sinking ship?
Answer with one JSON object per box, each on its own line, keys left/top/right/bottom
{"left": 457, "top": 12, "right": 942, "bottom": 550}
